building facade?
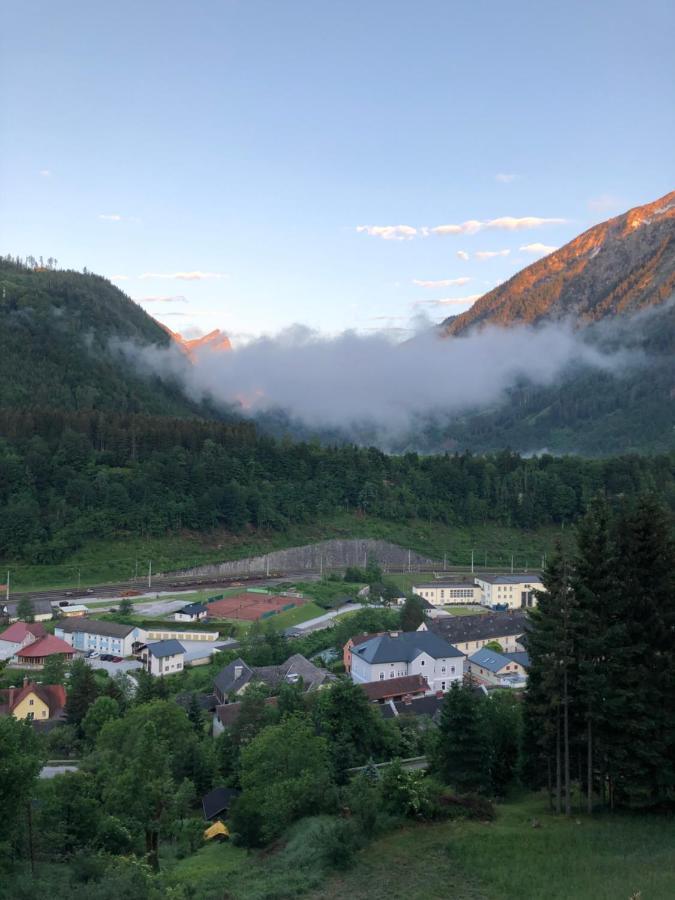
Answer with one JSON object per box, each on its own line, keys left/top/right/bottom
{"left": 142, "top": 639, "right": 186, "bottom": 676}
{"left": 350, "top": 631, "right": 465, "bottom": 694}
{"left": 55, "top": 620, "right": 146, "bottom": 657}
{"left": 473, "top": 574, "right": 543, "bottom": 610}
{"left": 412, "top": 582, "right": 481, "bottom": 606}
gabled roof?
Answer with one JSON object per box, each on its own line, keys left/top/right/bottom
{"left": 16, "top": 635, "right": 74, "bottom": 658}
{"left": 214, "top": 658, "right": 255, "bottom": 696}
{"left": 504, "top": 651, "right": 531, "bottom": 669}
{"left": 469, "top": 647, "right": 518, "bottom": 673}
{"left": 425, "top": 611, "right": 529, "bottom": 644}
{"left": 201, "top": 786, "right": 241, "bottom": 821}
{"left": 57, "top": 619, "right": 135, "bottom": 638}
{"left": 1, "top": 599, "right": 53, "bottom": 617}
{"left": 147, "top": 639, "right": 185, "bottom": 658}
{"left": 0, "top": 621, "right": 46, "bottom": 643}
{"left": 0, "top": 682, "right": 66, "bottom": 717}
{"left": 215, "top": 696, "right": 278, "bottom": 728}
{"left": 360, "top": 674, "right": 429, "bottom": 702}
{"left": 379, "top": 694, "right": 445, "bottom": 721}
{"left": 352, "top": 631, "right": 463, "bottom": 665}
{"left": 348, "top": 632, "right": 384, "bottom": 649}
{"left": 178, "top": 602, "right": 207, "bottom": 616}
{"left": 475, "top": 574, "right": 542, "bottom": 585}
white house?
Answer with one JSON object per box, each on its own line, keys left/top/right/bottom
{"left": 412, "top": 581, "right": 481, "bottom": 606}
{"left": 55, "top": 619, "right": 146, "bottom": 657}
{"left": 142, "top": 639, "right": 186, "bottom": 677}
{"left": 473, "top": 574, "right": 543, "bottom": 610}
{"left": 467, "top": 647, "right": 530, "bottom": 688}
{"left": 350, "top": 631, "right": 465, "bottom": 695}
{"left": 0, "top": 621, "right": 48, "bottom": 661}
{"left": 174, "top": 602, "right": 208, "bottom": 623}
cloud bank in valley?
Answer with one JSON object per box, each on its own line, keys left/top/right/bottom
{"left": 118, "top": 319, "right": 639, "bottom": 441}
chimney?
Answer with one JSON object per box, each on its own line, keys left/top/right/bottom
{"left": 403, "top": 694, "right": 412, "bottom": 706}
{"left": 388, "top": 631, "right": 399, "bottom": 638}
{"left": 234, "top": 665, "right": 243, "bottom": 679}
{"left": 23, "top": 676, "right": 29, "bottom": 687}
{"left": 8, "top": 686, "right": 16, "bottom": 707}
{"left": 436, "top": 690, "right": 444, "bottom": 699}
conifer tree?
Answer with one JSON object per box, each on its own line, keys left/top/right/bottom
{"left": 436, "top": 683, "right": 488, "bottom": 793}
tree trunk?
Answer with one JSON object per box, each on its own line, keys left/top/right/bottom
{"left": 563, "top": 669, "right": 571, "bottom": 816}
{"left": 555, "top": 707, "right": 562, "bottom": 815}
{"left": 587, "top": 717, "right": 593, "bottom": 815}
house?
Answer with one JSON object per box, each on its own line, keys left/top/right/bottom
{"left": 14, "top": 635, "right": 75, "bottom": 668}
{"left": 0, "top": 621, "right": 47, "bottom": 661}
{"left": 412, "top": 581, "right": 481, "bottom": 606}
{"left": 142, "top": 639, "right": 185, "bottom": 676}
{"left": 379, "top": 693, "right": 446, "bottom": 723}
{"left": 0, "top": 678, "right": 66, "bottom": 722}
{"left": 212, "top": 696, "right": 279, "bottom": 735}
{"left": 350, "top": 631, "right": 465, "bottom": 694}
{"left": 201, "top": 786, "right": 241, "bottom": 821}
{"left": 55, "top": 619, "right": 146, "bottom": 657}
{"left": 473, "top": 574, "right": 543, "bottom": 610}
{"left": 467, "top": 647, "right": 530, "bottom": 687}
{"left": 213, "top": 653, "right": 333, "bottom": 704}
{"left": 343, "top": 632, "right": 385, "bottom": 673}
{"left": 0, "top": 598, "right": 55, "bottom": 623}
{"left": 419, "top": 610, "right": 529, "bottom": 656}
{"left": 360, "top": 674, "right": 430, "bottom": 703}
{"left": 174, "top": 602, "right": 208, "bottom": 623}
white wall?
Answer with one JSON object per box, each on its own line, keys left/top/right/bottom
{"left": 351, "top": 649, "right": 464, "bottom": 693}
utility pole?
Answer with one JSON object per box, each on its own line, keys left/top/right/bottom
{"left": 5, "top": 570, "right": 9, "bottom": 603}
{"left": 266, "top": 556, "right": 270, "bottom": 577}
{"left": 408, "top": 549, "right": 411, "bottom": 573}
{"left": 511, "top": 554, "right": 514, "bottom": 574}
{"left": 77, "top": 569, "right": 81, "bottom": 589}
{"left": 471, "top": 550, "right": 474, "bottom": 575}
{"left": 148, "top": 560, "right": 152, "bottom": 589}
{"left": 319, "top": 555, "right": 323, "bottom": 577}
{"left": 443, "top": 552, "right": 447, "bottom": 571}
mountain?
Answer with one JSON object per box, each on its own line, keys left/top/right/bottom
{"left": 169, "top": 327, "right": 232, "bottom": 357}
{"left": 0, "top": 258, "right": 205, "bottom": 417}
{"left": 442, "top": 190, "right": 675, "bottom": 335}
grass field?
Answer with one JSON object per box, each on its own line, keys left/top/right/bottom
{"left": 165, "top": 792, "right": 675, "bottom": 899}
{"left": 2, "top": 516, "right": 570, "bottom": 592}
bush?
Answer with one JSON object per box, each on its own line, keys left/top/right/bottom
{"left": 437, "top": 791, "right": 496, "bottom": 821}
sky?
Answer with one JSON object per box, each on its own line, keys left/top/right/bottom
{"left": 1, "top": 0, "right": 674, "bottom": 342}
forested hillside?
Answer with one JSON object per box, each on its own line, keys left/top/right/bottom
{"left": 0, "top": 405, "right": 673, "bottom": 563}
{"left": 0, "top": 257, "right": 205, "bottom": 416}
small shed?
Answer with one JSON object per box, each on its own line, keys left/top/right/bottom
{"left": 201, "top": 786, "right": 241, "bottom": 821}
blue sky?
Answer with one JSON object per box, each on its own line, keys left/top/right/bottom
{"left": 1, "top": 0, "right": 673, "bottom": 340}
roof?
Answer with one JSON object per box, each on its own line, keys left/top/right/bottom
{"left": 177, "top": 602, "right": 207, "bottom": 616}
{"left": 380, "top": 694, "right": 446, "bottom": 721}
{"left": 214, "top": 654, "right": 331, "bottom": 698}
{"left": 348, "top": 632, "right": 384, "bottom": 649}
{"left": 147, "top": 639, "right": 185, "bottom": 658}
{"left": 0, "top": 682, "right": 66, "bottom": 717}
{"left": 360, "top": 674, "right": 430, "bottom": 702}
{"left": 204, "top": 821, "right": 230, "bottom": 840}
{"left": 0, "top": 621, "right": 47, "bottom": 643}
{"left": 1, "top": 599, "right": 53, "bottom": 617}
{"left": 475, "top": 574, "right": 542, "bottom": 585}
{"left": 469, "top": 647, "right": 526, "bottom": 673}
{"left": 504, "top": 651, "right": 531, "bottom": 669}
{"left": 424, "top": 611, "right": 530, "bottom": 644}
{"left": 16, "top": 635, "right": 74, "bottom": 658}
{"left": 57, "top": 619, "right": 135, "bottom": 638}
{"left": 174, "top": 691, "right": 217, "bottom": 712}
{"left": 214, "top": 658, "right": 255, "bottom": 696}
{"left": 352, "top": 631, "right": 464, "bottom": 665}
{"left": 215, "top": 696, "right": 278, "bottom": 728}
{"left": 201, "top": 786, "right": 241, "bottom": 820}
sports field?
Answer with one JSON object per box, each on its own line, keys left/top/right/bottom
{"left": 206, "top": 591, "right": 305, "bottom": 621}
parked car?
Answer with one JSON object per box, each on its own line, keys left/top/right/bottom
{"left": 110, "top": 656, "right": 123, "bottom": 663}
{"left": 87, "top": 650, "right": 99, "bottom": 658}
{"left": 100, "top": 653, "right": 112, "bottom": 661}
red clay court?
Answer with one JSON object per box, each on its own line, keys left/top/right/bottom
{"left": 206, "top": 592, "right": 305, "bottom": 621}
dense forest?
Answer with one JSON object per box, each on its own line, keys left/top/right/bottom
{"left": 0, "top": 405, "right": 673, "bottom": 563}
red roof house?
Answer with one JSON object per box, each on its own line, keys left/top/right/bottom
{"left": 15, "top": 635, "right": 75, "bottom": 667}
{"left": 359, "top": 674, "right": 430, "bottom": 703}
{"left": 0, "top": 679, "right": 67, "bottom": 721}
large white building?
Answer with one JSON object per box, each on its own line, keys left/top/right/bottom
{"left": 473, "top": 574, "right": 543, "bottom": 610}
{"left": 412, "top": 581, "right": 481, "bottom": 606}
{"left": 350, "top": 631, "right": 465, "bottom": 695}
{"left": 55, "top": 619, "right": 146, "bottom": 657}
{"left": 142, "top": 639, "right": 185, "bottom": 677}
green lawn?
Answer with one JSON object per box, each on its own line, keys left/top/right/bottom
{"left": 3, "top": 516, "right": 570, "bottom": 593}
{"left": 310, "top": 793, "right": 675, "bottom": 900}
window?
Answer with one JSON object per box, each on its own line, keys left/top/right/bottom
{"left": 450, "top": 667, "right": 455, "bottom": 674}
{"left": 441, "top": 666, "right": 446, "bottom": 673}
{"left": 389, "top": 671, "right": 395, "bottom": 678}
{"left": 379, "top": 672, "right": 384, "bottom": 680}
{"left": 441, "top": 682, "right": 446, "bottom": 690}
{"left": 29, "top": 699, "right": 34, "bottom": 706}
{"left": 26, "top": 712, "right": 34, "bottom": 721}
{"left": 420, "top": 660, "right": 425, "bottom": 665}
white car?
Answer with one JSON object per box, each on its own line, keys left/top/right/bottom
{"left": 87, "top": 650, "right": 100, "bottom": 659}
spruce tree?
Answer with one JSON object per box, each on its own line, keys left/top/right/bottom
{"left": 436, "top": 683, "right": 488, "bottom": 793}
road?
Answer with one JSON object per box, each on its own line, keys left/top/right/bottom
{"left": 285, "top": 602, "right": 366, "bottom": 635}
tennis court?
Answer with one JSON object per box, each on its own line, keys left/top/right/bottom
{"left": 206, "top": 592, "right": 304, "bottom": 621}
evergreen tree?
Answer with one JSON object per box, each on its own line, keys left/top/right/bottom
{"left": 66, "top": 658, "right": 99, "bottom": 730}
{"left": 400, "top": 595, "right": 426, "bottom": 631}
{"left": 436, "top": 683, "right": 489, "bottom": 793}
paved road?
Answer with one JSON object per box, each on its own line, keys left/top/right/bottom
{"left": 285, "top": 602, "right": 366, "bottom": 635}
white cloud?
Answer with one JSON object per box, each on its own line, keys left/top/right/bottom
{"left": 495, "top": 173, "right": 517, "bottom": 183}
{"left": 475, "top": 249, "right": 510, "bottom": 260}
{"left": 356, "top": 225, "right": 417, "bottom": 241}
{"left": 98, "top": 214, "right": 123, "bottom": 222}
{"left": 39, "top": 169, "right": 51, "bottom": 177}
{"left": 139, "top": 271, "right": 227, "bottom": 281}
{"left": 431, "top": 220, "right": 482, "bottom": 236}
{"left": 110, "top": 274, "right": 129, "bottom": 281}
{"left": 485, "top": 216, "right": 566, "bottom": 231}
{"left": 520, "top": 242, "right": 558, "bottom": 255}
{"left": 136, "top": 295, "right": 188, "bottom": 303}
{"left": 412, "top": 277, "right": 471, "bottom": 288}
{"left": 414, "top": 293, "right": 483, "bottom": 308}
{"left": 456, "top": 250, "right": 470, "bottom": 261}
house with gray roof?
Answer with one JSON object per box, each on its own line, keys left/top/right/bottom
{"left": 420, "top": 610, "right": 529, "bottom": 657}
{"left": 474, "top": 573, "right": 543, "bottom": 609}
{"left": 213, "top": 653, "right": 333, "bottom": 704}
{"left": 174, "top": 601, "right": 208, "bottom": 622}
{"left": 350, "top": 630, "right": 465, "bottom": 695}
{"left": 142, "top": 639, "right": 185, "bottom": 677}
{"left": 467, "top": 647, "right": 530, "bottom": 687}
{"left": 55, "top": 618, "right": 146, "bottom": 656}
